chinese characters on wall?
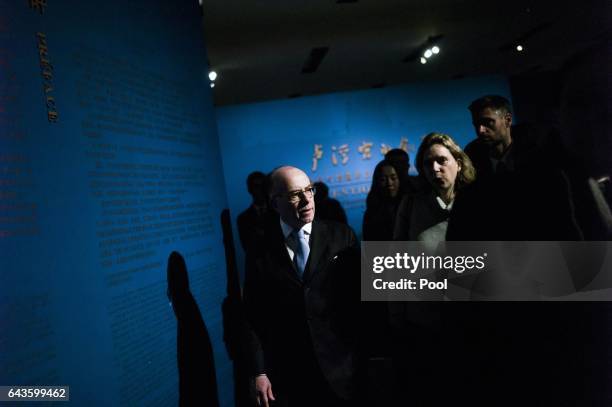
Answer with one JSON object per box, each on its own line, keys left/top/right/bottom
{"left": 310, "top": 137, "right": 415, "bottom": 202}
{"left": 28, "top": 0, "right": 47, "bottom": 15}
{"left": 312, "top": 137, "right": 411, "bottom": 171}
{"left": 28, "top": 1, "right": 58, "bottom": 122}
{"left": 312, "top": 169, "right": 371, "bottom": 200}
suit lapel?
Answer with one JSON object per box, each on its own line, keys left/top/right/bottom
{"left": 302, "top": 220, "right": 329, "bottom": 284}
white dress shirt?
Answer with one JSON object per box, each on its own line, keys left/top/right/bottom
{"left": 280, "top": 219, "right": 312, "bottom": 261}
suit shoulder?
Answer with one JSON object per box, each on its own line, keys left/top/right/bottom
{"left": 237, "top": 207, "right": 251, "bottom": 222}
{"left": 317, "top": 219, "right": 351, "bottom": 231}
{"left": 464, "top": 138, "right": 479, "bottom": 150}
{"left": 464, "top": 139, "right": 487, "bottom": 156}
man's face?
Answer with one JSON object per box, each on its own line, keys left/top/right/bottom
{"left": 471, "top": 107, "right": 512, "bottom": 149}
{"left": 272, "top": 167, "right": 315, "bottom": 229}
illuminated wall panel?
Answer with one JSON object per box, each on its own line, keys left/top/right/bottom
{"left": 1, "top": 1, "right": 232, "bottom": 405}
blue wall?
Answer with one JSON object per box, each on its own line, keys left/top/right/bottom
{"left": 1, "top": 1, "right": 232, "bottom": 405}
{"left": 216, "top": 76, "right": 512, "bottom": 279}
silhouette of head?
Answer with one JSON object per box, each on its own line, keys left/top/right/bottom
{"left": 385, "top": 148, "right": 410, "bottom": 176}
{"left": 167, "top": 251, "right": 189, "bottom": 303}
{"left": 313, "top": 181, "right": 329, "bottom": 201}
{"left": 246, "top": 171, "right": 268, "bottom": 206}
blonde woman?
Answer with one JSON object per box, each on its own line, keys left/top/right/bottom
{"left": 393, "top": 132, "right": 475, "bottom": 244}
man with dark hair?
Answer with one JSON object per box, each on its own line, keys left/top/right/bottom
{"left": 444, "top": 93, "right": 594, "bottom": 407}
{"left": 465, "top": 94, "right": 569, "bottom": 180}
{"left": 237, "top": 171, "right": 271, "bottom": 254}
{"left": 465, "top": 95, "right": 515, "bottom": 179}
{"left": 243, "top": 166, "right": 358, "bottom": 407}
{"left": 468, "top": 94, "right": 513, "bottom": 114}
{"left": 447, "top": 94, "right": 582, "bottom": 240}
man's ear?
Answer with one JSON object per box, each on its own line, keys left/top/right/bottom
{"left": 269, "top": 196, "right": 277, "bottom": 211}
{"left": 504, "top": 112, "right": 513, "bottom": 128}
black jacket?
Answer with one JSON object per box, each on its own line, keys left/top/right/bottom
{"left": 243, "top": 218, "right": 358, "bottom": 399}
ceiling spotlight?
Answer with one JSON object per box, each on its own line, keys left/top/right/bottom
{"left": 424, "top": 49, "right": 433, "bottom": 58}
{"left": 208, "top": 70, "right": 218, "bottom": 81}
{"left": 432, "top": 46, "right": 440, "bottom": 54}
{"left": 516, "top": 45, "right": 524, "bottom": 52}
{"left": 420, "top": 57, "right": 427, "bottom": 64}
{"left": 210, "top": 82, "right": 215, "bottom": 88}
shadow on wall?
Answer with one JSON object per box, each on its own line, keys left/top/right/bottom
{"left": 220, "top": 208, "right": 252, "bottom": 407}
{"left": 167, "top": 251, "right": 220, "bottom": 407}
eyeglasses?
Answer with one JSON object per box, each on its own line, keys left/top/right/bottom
{"left": 275, "top": 185, "right": 316, "bottom": 204}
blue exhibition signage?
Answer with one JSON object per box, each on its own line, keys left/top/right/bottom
{"left": 1, "top": 1, "right": 232, "bottom": 405}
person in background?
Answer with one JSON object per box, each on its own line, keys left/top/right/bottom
{"left": 360, "top": 159, "right": 407, "bottom": 402}
{"left": 442, "top": 90, "right": 599, "bottom": 407}
{"left": 385, "top": 147, "right": 422, "bottom": 194}
{"left": 313, "top": 181, "right": 348, "bottom": 224}
{"left": 394, "top": 132, "right": 475, "bottom": 245}
{"left": 447, "top": 95, "right": 582, "bottom": 240}
{"left": 237, "top": 171, "right": 273, "bottom": 255}
{"left": 464, "top": 94, "right": 570, "bottom": 181}
{"left": 362, "top": 159, "right": 404, "bottom": 241}
{"left": 463, "top": 95, "right": 514, "bottom": 180}
{"left": 384, "top": 148, "right": 410, "bottom": 180}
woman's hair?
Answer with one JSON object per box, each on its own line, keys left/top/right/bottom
{"left": 366, "top": 159, "right": 405, "bottom": 208}
{"left": 415, "top": 132, "right": 476, "bottom": 190}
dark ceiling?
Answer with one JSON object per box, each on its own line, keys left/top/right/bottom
{"left": 201, "top": 0, "right": 610, "bottom": 106}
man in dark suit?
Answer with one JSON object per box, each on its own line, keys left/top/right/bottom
{"left": 443, "top": 95, "right": 600, "bottom": 406}
{"left": 243, "top": 166, "right": 358, "bottom": 407}
{"left": 237, "top": 171, "right": 272, "bottom": 255}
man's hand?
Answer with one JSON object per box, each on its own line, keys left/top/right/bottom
{"left": 253, "top": 374, "right": 275, "bottom": 407}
